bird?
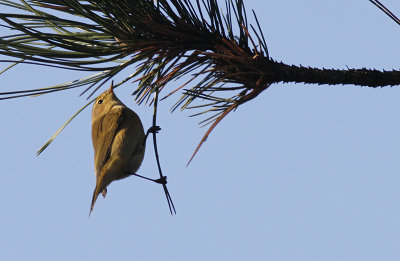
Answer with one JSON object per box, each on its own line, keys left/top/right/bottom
{"left": 89, "top": 82, "right": 174, "bottom": 215}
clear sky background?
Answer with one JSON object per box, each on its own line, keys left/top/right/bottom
{"left": 1, "top": 0, "right": 400, "bottom": 260}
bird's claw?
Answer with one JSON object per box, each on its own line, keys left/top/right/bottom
{"left": 154, "top": 176, "right": 167, "bottom": 185}
{"left": 147, "top": 126, "right": 161, "bottom": 135}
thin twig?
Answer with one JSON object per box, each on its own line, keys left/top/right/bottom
{"left": 151, "top": 88, "right": 177, "bottom": 215}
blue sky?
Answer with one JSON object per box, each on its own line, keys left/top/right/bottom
{"left": 1, "top": 0, "right": 400, "bottom": 260}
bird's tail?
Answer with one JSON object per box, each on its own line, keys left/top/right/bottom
{"left": 89, "top": 186, "right": 101, "bottom": 217}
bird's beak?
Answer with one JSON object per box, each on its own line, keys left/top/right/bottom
{"left": 108, "top": 81, "right": 115, "bottom": 94}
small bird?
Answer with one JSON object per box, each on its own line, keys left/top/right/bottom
{"left": 89, "top": 82, "right": 174, "bottom": 215}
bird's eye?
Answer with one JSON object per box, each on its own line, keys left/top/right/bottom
{"left": 97, "top": 99, "right": 103, "bottom": 104}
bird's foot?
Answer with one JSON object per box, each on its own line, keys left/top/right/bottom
{"left": 147, "top": 126, "right": 161, "bottom": 135}
{"left": 131, "top": 173, "right": 167, "bottom": 185}
{"left": 154, "top": 176, "right": 167, "bottom": 185}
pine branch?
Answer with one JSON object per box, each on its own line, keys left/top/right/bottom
{"left": 264, "top": 62, "right": 400, "bottom": 87}
{"left": 0, "top": 0, "right": 399, "bottom": 160}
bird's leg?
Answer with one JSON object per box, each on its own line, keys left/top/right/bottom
{"left": 144, "top": 126, "right": 161, "bottom": 144}
{"left": 131, "top": 173, "right": 167, "bottom": 185}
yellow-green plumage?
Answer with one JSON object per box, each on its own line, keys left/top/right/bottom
{"left": 90, "top": 83, "right": 145, "bottom": 215}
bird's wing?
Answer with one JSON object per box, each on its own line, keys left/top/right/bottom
{"left": 91, "top": 106, "right": 124, "bottom": 177}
